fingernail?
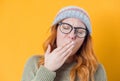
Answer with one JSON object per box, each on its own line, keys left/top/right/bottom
{"left": 71, "top": 41, "right": 74, "bottom": 44}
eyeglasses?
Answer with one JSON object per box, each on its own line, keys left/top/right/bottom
{"left": 57, "top": 22, "right": 88, "bottom": 38}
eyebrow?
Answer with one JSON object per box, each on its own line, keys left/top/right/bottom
{"left": 61, "top": 22, "right": 86, "bottom": 29}
{"left": 74, "top": 27, "right": 86, "bottom": 29}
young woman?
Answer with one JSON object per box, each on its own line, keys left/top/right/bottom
{"left": 21, "top": 6, "right": 107, "bottom": 81}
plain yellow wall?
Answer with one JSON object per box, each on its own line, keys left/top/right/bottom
{"left": 0, "top": 0, "right": 120, "bottom": 81}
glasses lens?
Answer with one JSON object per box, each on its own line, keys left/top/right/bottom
{"left": 59, "top": 23, "right": 72, "bottom": 34}
{"left": 76, "top": 29, "right": 87, "bottom": 38}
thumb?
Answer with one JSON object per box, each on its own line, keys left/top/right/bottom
{"left": 45, "top": 44, "right": 51, "bottom": 54}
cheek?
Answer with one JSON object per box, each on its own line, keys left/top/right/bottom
{"left": 56, "top": 28, "right": 66, "bottom": 47}
{"left": 70, "top": 39, "right": 85, "bottom": 56}
{"left": 73, "top": 39, "right": 85, "bottom": 51}
{"left": 78, "top": 39, "right": 84, "bottom": 46}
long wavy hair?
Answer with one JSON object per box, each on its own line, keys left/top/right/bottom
{"left": 38, "top": 23, "right": 98, "bottom": 81}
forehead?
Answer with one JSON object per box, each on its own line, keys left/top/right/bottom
{"left": 62, "top": 18, "right": 86, "bottom": 28}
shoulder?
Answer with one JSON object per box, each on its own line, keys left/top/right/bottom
{"left": 94, "top": 63, "right": 107, "bottom": 81}
{"left": 21, "top": 54, "right": 44, "bottom": 80}
{"left": 24, "top": 54, "right": 44, "bottom": 68}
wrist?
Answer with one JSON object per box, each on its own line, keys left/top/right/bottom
{"left": 44, "top": 64, "right": 55, "bottom": 72}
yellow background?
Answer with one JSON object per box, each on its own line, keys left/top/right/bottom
{"left": 0, "top": 0, "right": 120, "bottom": 81}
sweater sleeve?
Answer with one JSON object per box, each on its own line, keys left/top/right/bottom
{"left": 21, "top": 55, "right": 56, "bottom": 81}
{"left": 94, "top": 63, "right": 107, "bottom": 81}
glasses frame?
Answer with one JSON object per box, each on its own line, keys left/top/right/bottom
{"left": 57, "top": 22, "right": 89, "bottom": 38}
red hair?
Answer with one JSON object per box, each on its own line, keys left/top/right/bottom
{"left": 38, "top": 25, "right": 98, "bottom": 81}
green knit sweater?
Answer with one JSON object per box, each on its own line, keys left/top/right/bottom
{"left": 21, "top": 55, "right": 107, "bottom": 81}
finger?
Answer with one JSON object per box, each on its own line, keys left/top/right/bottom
{"left": 63, "top": 50, "right": 73, "bottom": 62}
{"left": 45, "top": 44, "right": 51, "bottom": 55}
{"left": 53, "top": 41, "right": 71, "bottom": 52}
{"left": 62, "top": 41, "right": 71, "bottom": 48}
{"left": 58, "top": 41, "right": 75, "bottom": 55}
{"left": 61, "top": 44, "right": 74, "bottom": 57}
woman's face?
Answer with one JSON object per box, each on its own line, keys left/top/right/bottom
{"left": 56, "top": 18, "right": 87, "bottom": 56}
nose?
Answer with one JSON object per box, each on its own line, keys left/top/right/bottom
{"left": 68, "top": 29, "right": 76, "bottom": 40}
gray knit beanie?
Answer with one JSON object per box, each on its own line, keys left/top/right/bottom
{"left": 52, "top": 6, "right": 92, "bottom": 34}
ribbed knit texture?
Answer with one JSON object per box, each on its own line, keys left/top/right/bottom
{"left": 52, "top": 6, "right": 92, "bottom": 33}
{"left": 21, "top": 55, "right": 107, "bottom": 81}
